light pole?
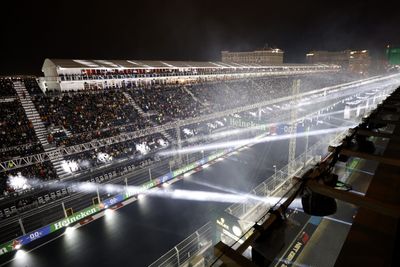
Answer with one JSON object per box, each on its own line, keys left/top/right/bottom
{"left": 273, "top": 165, "right": 277, "bottom": 179}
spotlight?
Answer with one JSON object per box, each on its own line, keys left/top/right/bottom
{"left": 301, "top": 173, "right": 338, "bottom": 216}
{"left": 65, "top": 226, "right": 75, "bottom": 235}
{"left": 355, "top": 135, "right": 375, "bottom": 154}
{"left": 104, "top": 208, "right": 114, "bottom": 216}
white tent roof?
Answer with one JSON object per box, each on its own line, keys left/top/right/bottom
{"left": 43, "top": 58, "right": 319, "bottom": 70}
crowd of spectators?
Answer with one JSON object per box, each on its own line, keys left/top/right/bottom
{"left": 0, "top": 100, "right": 39, "bottom": 161}
{"left": 0, "top": 78, "right": 16, "bottom": 97}
{"left": 23, "top": 77, "right": 43, "bottom": 95}
{"left": 32, "top": 89, "right": 150, "bottom": 146}
{"left": 127, "top": 84, "right": 206, "bottom": 123}
{"left": 0, "top": 73, "right": 359, "bottom": 200}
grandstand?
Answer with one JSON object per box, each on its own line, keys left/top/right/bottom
{"left": 0, "top": 60, "right": 345, "bottom": 227}
{"left": 0, "top": 58, "right": 399, "bottom": 266}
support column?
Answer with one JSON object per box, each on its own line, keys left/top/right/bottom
{"left": 18, "top": 218, "right": 26, "bottom": 235}
{"left": 149, "top": 168, "right": 152, "bottom": 181}
{"left": 175, "top": 125, "right": 182, "bottom": 163}
{"left": 288, "top": 79, "right": 300, "bottom": 176}
{"left": 96, "top": 186, "right": 101, "bottom": 203}
{"left": 61, "top": 201, "right": 68, "bottom": 218}
{"left": 305, "top": 126, "right": 309, "bottom": 166}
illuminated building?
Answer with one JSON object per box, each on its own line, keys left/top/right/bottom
{"left": 221, "top": 48, "right": 284, "bottom": 65}
{"left": 306, "top": 50, "right": 371, "bottom": 74}
{"left": 386, "top": 46, "right": 400, "bottom": 65}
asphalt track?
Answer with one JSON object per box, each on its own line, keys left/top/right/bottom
{"left": 0, "top": 84, "right": 388, "bottom": 267}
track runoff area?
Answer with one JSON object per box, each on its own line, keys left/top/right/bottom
{"left": 0, "top": 74, "right": 399, "bottom": 267}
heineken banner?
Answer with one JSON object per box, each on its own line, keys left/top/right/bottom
{"left": 0, "top": 205, "right": 101, "bottom": 255}
{"left": 0, "top": 147, "right": 234, "bottom": 256}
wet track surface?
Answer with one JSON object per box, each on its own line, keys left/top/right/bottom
{"left": 0, "top": 84, "right": 390, "bottom": 267}
{"left": 1, "top": 139, "right": 296, "bottom": 267}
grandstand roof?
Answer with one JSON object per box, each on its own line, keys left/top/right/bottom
{"left": 43, "top": 58, "right": 318, "bottom": 70}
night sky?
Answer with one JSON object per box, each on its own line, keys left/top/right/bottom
{"left": 1, "top": 0, "right": 399, "bottom": 75}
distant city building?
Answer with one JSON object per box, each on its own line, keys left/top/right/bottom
{"left": 306, "top": 50, "right": 371, "bottom": 74}
{"left": 386, "top": 46, "right": 400, "bottom": 65}
{"left": 221, "top": 48, "right": 284, "bottom": 65}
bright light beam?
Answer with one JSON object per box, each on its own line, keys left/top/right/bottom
{"left": 158, "top": 125, "right": 354, "bottom": 156}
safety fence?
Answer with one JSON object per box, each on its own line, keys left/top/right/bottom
{"left": 148, "top": 222, "right": 213, "bottom": 267}
{"left": 0, "top": 147, "right": 233, "bottom": 256}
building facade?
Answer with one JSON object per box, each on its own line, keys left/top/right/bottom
{"left": 221, "top": 48, "right": 284, "bottom": 65}
{"left": 306, "top": 50, "right": 371, "bottom": 74}
{"left": 386, "top": 46, "right": 400, "bottom": 65}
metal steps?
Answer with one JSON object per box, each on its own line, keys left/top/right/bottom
{"left": 122, "top": 91, "right": 175, "bottom": 143}
{"left": 12, "top": 81, "right": 70, "bottom": 179}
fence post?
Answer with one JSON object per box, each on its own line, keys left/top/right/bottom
{"left": 174, "top": 246, "right": 180, "bottom": 266}
{"left": 97, "top": 186, "right": 101, "bottom": 203}
{"left": 61, "top": 201, "right": 68, "bottom": 218}
{"left": 149, "top": 168, "right": 152, "bottom": 181}
{"left": 195, "top": 231, "right": 201, "bottom": 249}
{"left": 18, "top": 218, "right": 26, "bottom": 235}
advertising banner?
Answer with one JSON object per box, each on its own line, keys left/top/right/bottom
{"left": 0, "top": 147, "right": 231, "bottom": 256}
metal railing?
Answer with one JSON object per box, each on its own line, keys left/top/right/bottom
{"left": 148, "top": 222, "right": 213, "bottom": 267}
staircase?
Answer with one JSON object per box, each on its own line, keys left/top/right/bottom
{"left": 122, "top": 91, "right": 175, "bottom": 143}
{"left": 122, "top": 92, "right": 148, "bottom": 118}
{"left": 13, "top": 81, "right": 70, "bottom": 179}
{"left": 182, "top": 86, "right": 207, "bottom": 107}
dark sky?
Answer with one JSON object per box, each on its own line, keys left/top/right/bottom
{"left": 1, "top": 0, "right": 399, "bottom": 75}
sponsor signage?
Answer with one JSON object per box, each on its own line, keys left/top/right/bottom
{"left": 102, "top": 194, "right": 125, "bottom": 208}
{"left": 0, "top": 147, "right": 232, "bottom": 256}
{"left": 276, "top": 123, "right": 307, "bottom": 135}
{"left": 52, "top": 206, "right": 100, "bottom": 231}
{"left": 0, "top": 206, "right": 100, "bottom": 255}
{"left": 277, "top": 221, "right": 318, "bottom": 267}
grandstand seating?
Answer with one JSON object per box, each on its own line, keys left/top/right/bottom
{"left": 127, "top": 85, "right": 206, "bottom": 123}
{"left": 31, "top": 89, "right": 151, "bottom": 146}
{"left": 23, "top": 78, "right": 43, "bottom": 95}
{"left": 0, "top": 78, "right": 16, "bottom": 97}
{"left": 0, "top": 100, "right": 40, "bottom": 159}
{"left": 0, "top": 72, "right": 358, "bottom": 214}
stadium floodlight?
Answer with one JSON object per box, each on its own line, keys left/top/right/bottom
{"left": 15, "top": 249, "right": 28, "bottom": 262}
{"left": 137, "top": 194, "right": 146, "bottom": 200}
{"left": 104, "top": 208, "right": 114, "bottom": 217}
{"left": 202, "top": 163, "right": 210, "bottom": 169}
{"left": 65, "top": 226, "right": 75, "bottom": 235}
{"left": 8, "top": 173, "right": 30, "bottom": 191}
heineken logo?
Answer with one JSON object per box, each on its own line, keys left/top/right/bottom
{"left": 52, "top": 207, "right": 99, "bottom": 231}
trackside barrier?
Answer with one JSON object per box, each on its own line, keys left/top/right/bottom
{"left": 148, "top": 222, "right": 213, "bottom": 267}
{"left": 145, "top": 129, "right": 351, "bottom": 267}
{"left": 225, "top": 128, "right": 349, "bottom": 222}
{"left": 145, "top": 86, "right": 393, "bottom": 266}
{"left": 0, "top": 147, "right": 234, "bottom": 256}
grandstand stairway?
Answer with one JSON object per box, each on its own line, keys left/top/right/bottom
{"left": 12, "top": 81, "right": 70, "bottom": 179}
{"left": 122, "top": 92, "right": 175, "bottom": 143}
{"left": 183, "top": 86, "right": 208, "bottom": 107}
